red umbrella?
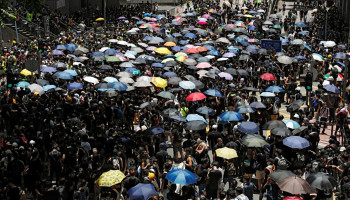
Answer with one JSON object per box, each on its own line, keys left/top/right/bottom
{"left": 197, "top": 46, "right": 208, "bottom": 52}
{"left": 260, "top": 73, "right": 276, "bottom": 81}
{"left": 186, "top": 92, "right": 206, "bottom": 101}
{"left": 186, "top": 48, "right": 199, "bottom": 54}
{"left": 198, "top": 21, "right": 207, "bottom": 25}
{"left": 284, "top": 197, "right": 302, "bottom": 200}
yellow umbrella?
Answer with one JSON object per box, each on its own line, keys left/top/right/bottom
{"left": 155, "top": 47, "right": 171, "bottom": 55}
{"left": 161, "top": 58, "right": 175, "bottom": 63}
{"left": 20, "top": 69, "right": 35, "bottom": 76}
{"left": 96, "top": 18, "right": 105, "bottom": 22}
{"left": 244, "top": 14, "right": 254, "bottom": 18}
{"left": 175, "top": 52, "right": 188, "bottom": 57}
{"left": 215, "top": 147, "right": 238, "bottom": 159}
{"left": 96, "top": 170, "right": 125, "bottom": 187}
{"left": 152, "top": 77, "right": 167, "bottom": 88}
{"left": 176, "top": 56, "right": 187, "bottom": 62}
{"left": 164, "top": 42, "right": 177, "bottom": 47}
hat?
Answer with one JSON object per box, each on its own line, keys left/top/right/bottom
{"left": 294, "top": 114, "right": 299, "bottom": 118}
{"left": 148, "top": 172, "right": 155, "bottom": 180}
{"left": 212, "top": 124, "right": 218, "bottom": 129}
{"left": 340, "top": 146, "right": 346, "bottom": 152}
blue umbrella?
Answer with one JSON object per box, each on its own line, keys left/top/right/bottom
{"left": 337, "top": 61, "right": 345, "bottom": 67}
{"left": 172, "top": 33, "right": 182, "bottom": 37}
{"left": 237, "top": 105, "right": 256, "bottom": 113}
{"left": 219, "top": 111, "right": 243, "bottom": 121}
{"left": 103, "top": 77, "right": 118, "bottom": 83}
{"left": 65, "top": 43, "right": 77, "bottom": 52}
{"left": 16, "top": 81, "right": 30, "bottom": 88}
{"left": 136, "top": 20, "right": 145, "bottom": 25}
{"left": 303, "top": 43, "right": 312, "bottom": 51}
{"left": 240, "top": 41, "right": 250, "bottom": 46}
{"left": 179, "top": 40, "right": 189, "bottom": 45}
{"left": 67, "top": 82, "right": 83, "bottom": 90}
{"left": 208, "top": 50, "right": 221, "bottom": 56}
{"left": 145, "top": 126, "right": 164, "bottom": 135}
{"left": 171, "top": 46, "right": 181, "bottom": 52}
{"left": 128, "top": 183, "right": 157, "bottom": 200}
{"left": 166, "top": 169, "right": 197, "bottom": 185}
{"left": 179, "top": 81, "right": 196, "bottom": 89}
{"left": 280, "top": 38, "right": 289, "bottom": 44}
{"left": 334, "top": 52, "right": 346, "bottom": 60}
{"left": 163, "top": 72, "right": 177, "bottom": 78}
{"left": 125, "top": 50, "right": 138, "bottom": 55}
{"left": 203, "top": 45, "right": 215, "bottom": 51}
{"left": 170, "top": 115, "right": 187, "bottom": 122}
{"left": 186, "top": 114, "right": 207, "bottom": 124}
{"left": 151, "top": 63, "right": 164, "bottom": 68}
{"left": 283, "top": 119, "right": 301, "bottom": 129}
{"left": 204, "top": 89, "right": 223, "bottom": 97}
{"left": 196, "top": 106, "right": 215, "bottom": 116}
{"left": 41, "top": 67, "right": 57, "bottom": 73}
{"left": 235, "top": 37, "right": 247, "bottom": 43}
{"left": 323, "top": 84, "right": 340, "bottom": 94}
{"left": 43, "top": 85, "right": 57, "bottom": 91}
{"left": 294, "top": 55, "right": 306, "bottom": 60}
{"left": 295, "top": 22, "right": 307, "bottom": 27}
{"left": 283, "top": 136, "right": 310, "bottom": 149}
{"left": 223, "top": 52, "right": 236, "bottom": 57}
{"left": 56, "top": 45, "right": 66, "bottom": 50}
{"left": 238, "top": 121, "right": 260, "bottom": 134}
{"left": 108, "top": 82, "right": 128, "bottom": 91}
{"left": 144, "top": 13, "right": 152, "bottom": 17}
{"left": 248, "top": 25, "right": 256, "bottom": 31}
{"left": 51, "top": 50, "right": 65, "bottom": 56}
{"left": 55, "top": 72, "right": 73, "bottom": 80}
{"left": 184, "top": 33, "right": 197, "bottom": 39}
{"left": 63, "top": 69, "right": 78, "bottom": 76}
{"left": 124, "top": 67, "right": 138, "bottom": 73}
{"left": 266, "top": 86, "right": 284, "bottom": 92}
{"left": 156, "top": 14, "right": 166, "bottom": 19}
{"left": 104, "top": 49, "right": 120, "bottom": 55}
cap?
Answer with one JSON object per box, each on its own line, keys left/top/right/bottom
{"left": 149, "top": 172, "right": 155, "bottom": 180}
{"left": 340, "top": 146, "right": 346, "bottom": 152}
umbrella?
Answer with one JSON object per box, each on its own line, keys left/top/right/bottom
{"left": 16, "top": 81, "right": 30, "bottom": 88}
{"left": 250, "top": 101, "right": 266, "bottom": 109}
{"left": 179, "top": 81, "right": 196, "bottom": 89}
{"left": 263, "top": 120, "right": 287, "bottom": 130}
{"left": 242, "top": 137, "right": 267, "bottom": 147}
{"left": 284, "top": 196, "right": 302, "bottom": 200}
{"left": 67, "top": 82, "right": 83, "bottom": 90}
{"left": 306, "top": 172, "right": 337, "bottom": 190}
{"left": 271, "top": 128, "right": 292, "bottom": 137}
{"left": 196, "top": 106, "right": 215, "bottom": 116}
{"left": 324, "top": 41, "right": 336, "bottom": 48}
{"left": 43, "top": 85, "right": 57, "bottom": 91}
{"left": 36, "top": 79, "right": 49, "bottom": 86}
{"left": 20, "top": 69, "right": 35, "bottom": 76}
{"left": 242, "top": 86, "right": 259, "bottom": 92}
{"left": 140, "top": 102, "right": 157, "bottom": 109}
{"left": 237, "top": 69, "right": 249, "bottom": 76}
{"left": 183, "top": 58, "right": 197, "bottom": 65}
{"left": 166, "top": 169, "right": 197, "bottom": 185}
{"left": 237, "top": 105, "right": 255, "bottom": 113}
{"left": 186, "top": 92, "right": 206, "bottom": 101}
{"left": 278, "top": 176, "right": 313, "bottom": 194}
{"left": 152, "top": 77, "right": 167, "bottom": 88}
{"left": 99, "top": 65, "right": 113, "bottom": 70}
{"left": 109, "top": 82, "right": 128, "bottom": 91}
{"left": 225, "top": 68, "right": 237, "bottom": 75}
{"left": 295, "top": 22, "right": 307, "bottom": 27}
{"left": 162, "top": 108, "right": 179, "bottom": 116}
{"left": 55, "top": 72, "right": 73, "bottom": 80}
{"left": 170, "top": 115, "right": 187, "bottom": 122}
{"left": 292, "top": 126, "right": 308, "bottom": 135}
{"left": 219, "top": 111, "right": 243, "bottom": 121}
{"left": 155, "top": 47, "right": 171, "bottom": 55}
{"left": 28, "top": 83, "right": 44, "bottom": 95}
{"left": 266, "top": 86, "right": 284, "bottom": 92}
{"left": 260, "top": 92, "right": 276, "bottom": 97}
{"left": 168, "top": 77, "right": 182, "bottom": 85}
{"left": 41, "top": 67, "right": 57, "bottom": 73}
{"left": 218, "top": 72, "right": 233, "bottom": 80}
{"left": 157, "top": 91, "right": 175, "bottom": 99}
{"left": 215, "top": 147, "right": 238, "bottom": 159}
{"left": 128, "top": 183, "right": 157, "bottom": 200}
{"left": 283, "top": 119, "right": 300, "bottom": 129}
{"left": 283, "top": 136, "right": 310, "bottom": 149}
{"left": 83, "top": 76, "right": 99, "bottom": 84}
{"left": 323, "top": 84, "right": 340, "bottom": 94}
{"left": 184, "top": 33, "right": 197, "bottom": 38}
{"left": 277, "top": 56, "right": 293, "bottom": 64}
{"left": 287, "top": 99, "right": 304, "bottom": 112}
{"left": 163, "top": 72, "right": 177, "bottom": 78}
{"left": 204, "top": 89, "right": 223, "bottom": 97}
{"left": 261, "top": 73, "right": 276, "bottom": 81}
{"left": 269, "top": 170, "right": 296, "bottom": 183}
{"left": 119, "top": 77, "right": 135, "bottom": 84}
{"left": 96, "top": 170, "right": 125, "bottom": 187}
{"left": 145, "top": 126, "right": 164, "bottom": 135}
{"left": 312, "top": 53, "right": 324, "bottom": 61}
{"left": 238, "top": 121, "right": 259, "bottom": 134}
{"left": 184, "top": 120, "right": 207, "bottom": 130}
{"left": 186, "top": 114, "right": 207, "bottom": 124}
{"left": 51, "top": 62, "right": 67, "bottom": 68}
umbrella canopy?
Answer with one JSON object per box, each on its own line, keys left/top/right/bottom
{"left": 128, "top": 183, "right": 157, "bottom": 200}
{"left": 186, "top": 92, "right": 206, "bottom": 101}
{"left": 165, "top": 169, "right": 197, "bottom": 185}
{"left": 186, "top": 114, "right": 207, "bottom": 124}
{"left": 67, "top": 82, "right": 83, "bottom": 90}
{"left": 271, "top": 128, "right": 292, "bottom": 137}
{"left": 277, "top": 56, "right": 293, "bottom": 64}
{"left": 237, "top": 105, "right": 255, "bottom": 113}
{"left": 269, "top": 170, "right": 296, "bottom": 183}
{"left": 277, "top": 176, "right": 313, "bottom": 194}
{"left": 184, "top": 120, "right": 207, "bottom": 130}
{"left": 16, "top": 81, "right": 30, "bottom": 88}
{"left": 215, "top": 147, "right": 238, "bottom": 159}
{"left": 196, "top": 106, "right": 215, "bottom": 116}
{"left": 152, "top": 77, "right": 167, "bottom": 88}
{"left": 204, "top": 89, "right": 223, "bottom": 97}
{"left": 155, "top": 47, "right": 171, "bottom": 55}
{"left": 283, "top": 136, "right": 310, "bottom": 149}
{"left": 260, "top": 73, "right": 276, "bottom": 81}
{"left": 219, "top": 111, "right": 243, "bottom": 121}
{"left": 283, "top": 119, "right": 301, "bottom": 129}
{"left": 157, "top": 91, "right": 175, "bottom": 99}
{"left": 266, "top": 86, "right": 284, "bottom": 92}
{"left": 306, "top": 172, "right": 337, "bottom": 190}
{"left": 260, "top": 92, "right": 276, "bottom": 97}
{"left": 83, "top": 76, "right": 99, "bottom": 84}
{"left": 323, "top": 84, "right": 340, "bottom": 94}
{"left": 263, "top": 120, "right": 287, "bottom": 130}
{"left": 96, "top": 170, "right": 125, "bottom": 187}
{"left": 250, "top": 101, "right": 266, "bottom": 109}
{"left": 238, "top": 121, "right": 259, "bottom": 134}
{"left": 242, "top": 137, "right": 267, "bottom": 147}
{"left": 179, "top": 81, "right": 196, "bottom": 89}
{"left": 287, "top": 99, "right": 304, "bottom": 112}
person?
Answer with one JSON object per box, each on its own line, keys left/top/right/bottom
{"left": 206, "top": 161, "right": 222, "bottom": 199}
{"left": 243, "top": 176, "right": 256, "bottom": 200}
{"left": 317, "top": 102, "right": 329, "bottom": 135}
{"left": 235, "top": 187, "right": 249, "bottom": 200}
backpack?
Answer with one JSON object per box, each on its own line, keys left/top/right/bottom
{"left": 312, "top": 98, "right": 318, "bottom": 108}
{"left": 277, "top": 157, "right": 289, "bottom": 170}
{"left": 190, "top": 156, "right": 198, "bottom": 169}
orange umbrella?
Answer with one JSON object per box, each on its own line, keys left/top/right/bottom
{"left": 164, "top": 42, "right": 176, "bottom": 47}
{"left": 186, "top": 48, "right": 199, "bottom": 54}
{"left": 197, "top": 46, "right": 208, "bottom": 52}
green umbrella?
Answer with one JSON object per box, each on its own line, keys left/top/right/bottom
{"left": 272, "top": 25, "right": 282, "bottom": 29}
{"left": 106, "top": 56, "right": 121, "bottom": 62}
{"left": 157, "top": 91, "right": 175, "bottom": 99}
{"left": 242, "top": 137, "right": 267, "bottom": 147}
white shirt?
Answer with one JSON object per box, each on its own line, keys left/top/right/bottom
{"left": 235, "top": 194, "right": 249, "bottom": 200}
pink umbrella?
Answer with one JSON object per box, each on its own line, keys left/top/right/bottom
{"left": 218, "top": 72, "right": 233, "bottom": 80}
{"left": 196, "top": 62, "right": 211, "bottom": 69}
{"left": 198, "top": 21, "right": 208, "bottom": 25}
{"left": 150, "top": 18, "right": 158, "bottom": 22}
{"left": 202, "top": 14, "right": 211, "bottom": 19}
{"left": 185, "top": 44, "right": 196, "bottom": 49}
{"left": 146, "top": 46, "right": 157, "bottom": 51}
{"left": 186, "top": 48, "right": 199, "bottom": 54}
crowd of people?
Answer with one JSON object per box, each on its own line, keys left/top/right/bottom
{"left": 1, "top": 0, "right": 350, "bottom": 199}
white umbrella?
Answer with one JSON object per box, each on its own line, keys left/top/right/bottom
{"left": 127, "top": 85, "right": 135, "bottom": 91}
{"left": 197, "top": 70, "right": 208, "bottom": 78}
{"left": 28, "top": 84, "right": 44, "bottom": 95}
{"left": 324, "top": 41, "right": 336, "bottom": 48}
{"left": 83, "top": 76, "right": 99, "bottom": 84}
{"left": 120, "top": 62, "right": 135, "bottom": 68}
{"left": 137, "top": 76, "right": 152, "bottom": 82}
{"left": 133, "top": 81, "right": 153, "bottom": 87}
{"left": 75, "top": 47, "right": 89, "bottom": 53}
{"left": 138, "top": 42, "right": 148, "bottom": 48}
{"left": 99, "top": 47, "right": 110, "bottom": 52}
{"left": 108, "top": 39, "right": 118, "bottom": 43}
{"left": 117, "top": 72, "right": 132, "bottom": 77}
{"left": 117, "top": 41, "right": 129, "bottom": 46}
{"left": 277, "top": 56, "right": 293, "bottom": 64}
{"left": 124, "top": 53, "right": 136, "bottom": 59}
{"left": 119, "top": 77, "right": 135, "bottom": 84}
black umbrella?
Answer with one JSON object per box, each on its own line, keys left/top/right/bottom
{"left": 225, "top": 68, "right": 238, "bottom": 75}
{"left": 98, "top": 65, "right": 113, "bottom": 70}
{"left": 306, "top": 172, "right": 337, "bottom": 191}
{"left": 250, "top": 101, "right": 266, "bottom": 109}
{"left": 271, "top": 127, "right": 292, "bottom": 137}
{"left": 184, "top": 75, "right": 196, "bottom": 81}
{"left": 287, "top": 99, "right": 304, "bottom": 112}
{"left": 36, "top": 79, "right": 49, "bottom": 86}
{"left": 237, "top": 69, "right": 249, "bottom": 76}
{"left": 263, "top": 120, "right": 287, "bottom": 130}
{"left": 242, "top": 86, "right": 259, "bottom": 92}
{"left": 184, "top": 120, "right": 207, "bottom": 131}
{"left": 140, "top": 102, "right": 157, "bottom": 109}
{"left": 191, "top": 80, "right": 205, "bottom": 89}
{"left": 196, "top": 106, "right": 215, "bottom": 116}
{"left": 164, "top": 60, "right": 177, "bottom": 67}
{"left": 269, "top": 170, "right": 296, "bottom": 183}
{"left": 292, "top": 126, "right": 308, "bottom": 135}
